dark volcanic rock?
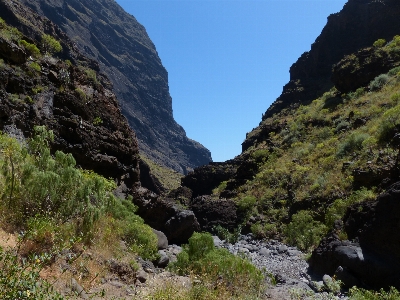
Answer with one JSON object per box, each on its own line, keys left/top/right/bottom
{"left": 0, "top": 3, "right": 140, "bottom": 186}
{"left": 17, "top": 0, "right": 212, "bottom": 173}
{"left": 309, "top": 182, "right": 400, "bottom": 289}
{"left": 181, "top": 161, "right": 238, "bottom": 198}
{"left": 190, "top": 196, "right": 244, "bottom": 231}
{"left": 132, "top": 187, "right": 200, "bottom": 244}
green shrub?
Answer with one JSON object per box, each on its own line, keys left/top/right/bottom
{"left": 387, "top": 35, "right": 400, "bottom": 48}
{"left": 284, "top": 210, "right": 327, "bottom": 252}
{"left": 237, "top": 195, "right": 257, "bottom": 214}
{"left": 171, "top": 232, "right": 264, "bottom": 298}
{"left": 24, "top": 96, "right": 33, "bottom": 104}
{"left": 251, "top": 222, "right": 277, "bottom": 239}
{"left": 373, "top": 38, "right": 386, "bottom": 48}
{"left": 27, "top": 61, "right": 41, "bottom": 72}
{"left": 349, "top": 286, "right": 400, "bottom": 300}
{"left": 19, "top": 40, "right": 40, "bottom": 57}
{"left": 251, "top": 149, "right": 269, "bottom": 164}
{"left": 75, "top": 88, "right": 86, "bottom": 101}
{"left": 213, "top": 224, "right": 241, "bottom": 243}
{"left": 388, "top": 66, "right": 400, "bottom": 76}
{"left": 93, "top": 116, "right": 103, "bottom": 125}
{"left": 337, "top": 132, "right": 369, "bottom": 157}
{"left": 369, "top": 74, "right": 389, "bottom": 91}
{"left": 378, "top": 104, "right": 400, "bottom": 143}
{"left": 212, "top": 180, "right": 227, "bottom": 195}
{"left": 41, "top": 34, "right": 62, "bottom": 55}
{"left": 0, "top": 247, "right": 63, "bottom": 299}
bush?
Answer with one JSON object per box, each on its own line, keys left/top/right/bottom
{"left": 213, "top": 224, "right": 241, "bottom": 244}
{"left": 251, "top": 222, "right": 277, "bottom": 239}
{"left": 387, "top": 35, "right": 400, "bottom": 48}
{"left": 19, "top": 40, "right": 40, "bottom": 57}
{"left": 378, "top": 104, "right": 400, "bottom": 143}
{"left": 369, "top": 74, "right": 389, "bottom": 91}
{"left": 349, "top": 286, "right": 400, "bottom": 300}
{"left": 41, "top": 34, "right": 62, "bottom": 55}
{"left": 337, "top": 132, "right": 369, "bottom": 157}
{"left": 373, "top": 38, "right": 386, "bottom": 48}
{"left": 172, "top": 232, "right": 264, "bottom": 298}
{"left": 75, "top": 88, "right": 86, "bottom": 101}
{"left": 27, "top": 61, "right": 41, "bottom": 72}
{"left": 284, "top": 210, "right": 327, "bottom": 252}
{"left": 237, "top": 195, "right": 257, "bottom": 214}
{"left": 0, "top": 247, "right": 63, "bottom": 299}
{"left": 388, "top": 66, "right": 400, "bottom": 76}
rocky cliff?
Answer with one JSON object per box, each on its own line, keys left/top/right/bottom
{"left": 17, "top": 0, "right": 212, "bottom": 174}
{"left": 0, "top": 0, "right": 140, "bottom": 187}
{"left": 243, "top": 0, "right": 400, "bottom": 151}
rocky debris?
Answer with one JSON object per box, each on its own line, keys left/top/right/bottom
{"left": 132, "top": 187, "right": 200, "bottom": 244}
{"left": 310, "top": 182, "right": 400, "bottom": 290}
{"left": 218, "top": 234, "right": 349, "bottom": 299}
{"left": 190, "top": 195, "right": 244, "bottom": 231}
{"left": 17, "top": 0, "right": 212, "bottom": 174}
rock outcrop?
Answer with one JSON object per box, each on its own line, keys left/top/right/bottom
{"left": 17, "top": 0, "right": 212, "bottom": 173}
{"left": 0, "top": 1, "right": 140, "bottom": 187}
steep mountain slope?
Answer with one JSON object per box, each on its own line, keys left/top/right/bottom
{"left": 0, "top": 0, "right": 140, "bottom": 187}
{"left": 18, "top": 0, "right": 212, "bottom": 174}
{"left": 244, "top": 0, "right": 400, "bottom": 151}
{"left": 176, "top": 0, "right": 400, "bottom": 266}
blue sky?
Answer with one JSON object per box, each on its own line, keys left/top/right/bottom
{"left": 115, "top": 0, "right": 348, "bottom": 162}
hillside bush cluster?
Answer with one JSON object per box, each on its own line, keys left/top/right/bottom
{"left": 0, "top": 127, "right": 158, "bottom": 296}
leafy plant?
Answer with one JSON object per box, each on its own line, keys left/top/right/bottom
{"left": 373, "top": 38, "right": 386, "bottom": 48}
{"left": 0, "top": 247, "right": 63, "bottom": 299}
{"left": 171, "top": 232, "right": 264, "bottom": 298}
{"left": 19, "top": 40, "right": 40, "bottom": 57}
{"left": 213, "top": 224, "right": 241, "bottom": 243}
{"left": 336, "top": 132, "right": 369, "bottom": 157}
{"left": 349, "top": 286, "right": 400, "bottom": 300}
{"left": 369, "top": 74, "right": 389, "bottom": 91}
{"left": 75, "top": 88, "right": 86, "bottom": 101}
{"left": 284, "top": 210, "right": 327, "bottom": 252}
{"left": 93, "top": 116, "right": 103, "bottom": 126}
{"left": 41, "top": 34, "right": 62, "bottom": 55}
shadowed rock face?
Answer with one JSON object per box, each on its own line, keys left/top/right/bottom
{"left": 18, "top": 0, "right": 212, "bottom": 174}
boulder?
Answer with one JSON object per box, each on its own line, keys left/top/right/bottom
{"left": 152, "top": 229, "right": 168, "bottom": 250}
{"left": 190, "top": 195, "right": 243, "bottom": 231}
{"left": 309, "top": 182, "right": 400, "bottom": 289}
{"left": 132, "top": 187, "right": 200, "bottom": 244}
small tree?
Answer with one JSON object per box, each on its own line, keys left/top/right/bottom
{"left": 41, "top": 34, "right": 62, "bottom": 55}
{"left": 373, "top": 38, "right": 386, "bottom": 48}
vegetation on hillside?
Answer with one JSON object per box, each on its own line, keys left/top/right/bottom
{"left": 140, "top": 154, "right": 182, "bottom": 192}
{"left": 150, "top": 232, "right": 265, "bottom": 300}
{"left": 216, "top": 37, "right": 400, "bottom": 252}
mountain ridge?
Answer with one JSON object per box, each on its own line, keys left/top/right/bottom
{"left": 18, "top": 0, "right": 212, "bottom": 174}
